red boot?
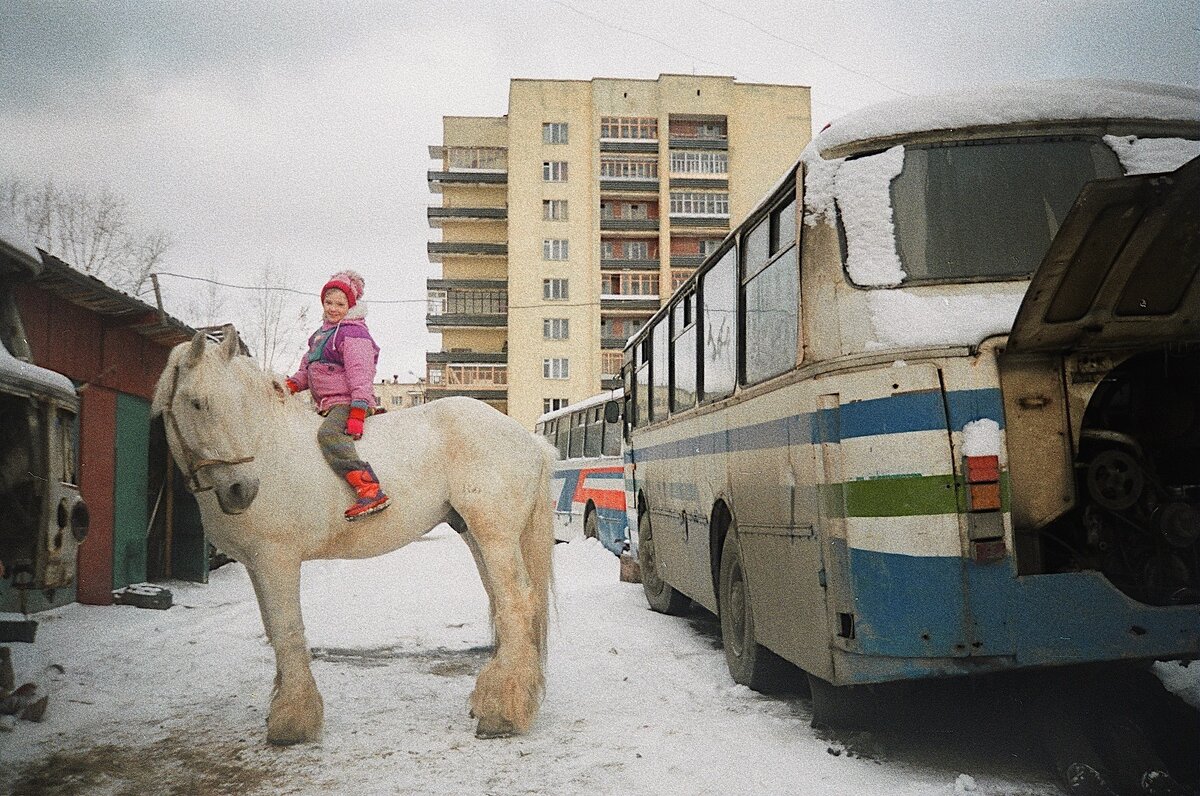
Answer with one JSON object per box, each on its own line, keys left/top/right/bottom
{"left": 344, "top": 468, "right": 391, "bottom": 521}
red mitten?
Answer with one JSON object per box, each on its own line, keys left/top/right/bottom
{"left": 346, "top": 406, "right": 366, "bottom": 440}
{"left": 285, "top": 379, "right": 301, "bottom": 394}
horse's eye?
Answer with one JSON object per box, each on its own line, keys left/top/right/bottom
{"left": 191, "top": 399, "right": 203, "bottom": 411}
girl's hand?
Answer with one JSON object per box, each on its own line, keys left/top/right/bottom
{"left": 346, "top": 406, "right": 367, "bottom": 440}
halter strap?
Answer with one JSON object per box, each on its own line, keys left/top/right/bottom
{"left": 163, "top": 364, "right": 255, "bottom": 493}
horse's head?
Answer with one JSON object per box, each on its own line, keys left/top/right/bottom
{"left": 152, "top": 326, "right": 271, "bottom": 515}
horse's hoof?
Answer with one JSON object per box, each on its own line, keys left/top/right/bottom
{"left": 475, "top": 716, "right": 517, "bottom": 739}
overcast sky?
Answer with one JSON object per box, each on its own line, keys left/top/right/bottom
{"left": 2, "top": 0, "right": 1197, "bottom": 380}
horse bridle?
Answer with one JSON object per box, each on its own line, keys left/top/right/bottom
{"left": 162, "top": 363, "right": 255, "bottom": 493}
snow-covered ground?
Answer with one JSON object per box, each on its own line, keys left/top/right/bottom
{"left": 1, "top": 527, "right": 1196, "bottom": 795}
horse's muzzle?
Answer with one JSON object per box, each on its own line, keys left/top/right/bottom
{"left": 215, "top": 477, "right": 260, "bottom": 515}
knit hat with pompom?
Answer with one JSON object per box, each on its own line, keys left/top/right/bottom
{"left": 321, "top": 270, "right": 366, "bottom": 309}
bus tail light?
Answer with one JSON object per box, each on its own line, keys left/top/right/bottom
{"left": 964, "top": 454, "right": 1006, "bottom": 562}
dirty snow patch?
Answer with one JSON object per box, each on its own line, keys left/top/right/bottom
{"left": 865, "top": 286, "right": 1026, "bottom": 349}
{"left": 1103, "top": 135, "right": 1200, "bottom": 175}
{"left": 962, "top": 419, "right": 1001, "bottom": 458}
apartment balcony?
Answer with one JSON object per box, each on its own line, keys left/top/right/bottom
{"left": 427, "top": 170, "right": 507, "bottom": 193}
{"left": 599, "top": 178, "right": 659, "bottom": 194}
{"left": 425, "top": 350, "right": 507, "bottom": 365}
{"left": 425, "top": 313, "right": 507, "bottom": 331}
{"left": 600, "top": 294, "right": 659, "bottom": 311}
{"left": 599, "top": 139, "right": 658, "bottom": 154}
{"left": 669, "top": 176, "right": 728, "bottom": 190}
{"left": 424, "top": 359, "right": 508, "bottom": 402}
{"left": 601, "top": 336, "right": 630, "bottom": 349}
{"left": 669, "top": 254, "right": 707, "bottom": 268}
{"left": 668, "top": 215, "right": 729, "bottom": 230}
{"left": 599, "top": 218, "right": 658, "bottom": 233}
{"left": 427, "top": 207, "right": 507, "bottom": 227}
{"left": 600, "top": 350, "right": 625, "bottom": 380}
{"left": 600, "top": 257, "right": 659, "bottom": 271}
{"left": 668, "top": 135, "right": 728, "bottom": 150}
{"left": 426, "top": 241, "right": 508, "bottom": 262}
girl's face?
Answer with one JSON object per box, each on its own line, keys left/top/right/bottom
{"left": 323, "top": 288, "right": 350, "bottom": 323}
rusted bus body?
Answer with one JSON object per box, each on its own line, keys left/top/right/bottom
{"left": 621, "top": 81, "right": 1200, "bottom": 695}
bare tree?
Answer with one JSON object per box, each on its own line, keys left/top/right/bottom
{"left": 243, "top": 261, "right": 309, "bottom": 375}
{"left": 0, "top": 177, "right": 170, "bottom": 296}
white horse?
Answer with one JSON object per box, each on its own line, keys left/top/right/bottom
{"left": 151, "top": 328, "right": 555, "bottom": 743}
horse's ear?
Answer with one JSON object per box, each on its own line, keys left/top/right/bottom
{"left": 185, "top": 332, "right": 207, "bottom": 368}
{"left": 219, "top": 324, "right": 238, "bottom": 361}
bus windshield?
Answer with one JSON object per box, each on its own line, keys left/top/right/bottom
{"left": 889, "top": 138, "right": 1122, "bottom": 283}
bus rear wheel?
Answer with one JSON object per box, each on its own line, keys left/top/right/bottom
{"left": 718, "top": 530, "right": 791, "bottom": 692}
{"left": 639, "top": 511, "right": 689, "bottom": 615}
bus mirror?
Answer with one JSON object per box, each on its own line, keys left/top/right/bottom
{"left": 603, "top": 400, "right": 621, "bottom": 424}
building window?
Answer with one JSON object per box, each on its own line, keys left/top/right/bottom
{"left": 700, "top": 239, "right": 722, "bottom": 256}
{"left": 543, "top": 161, "right": 568, "bottom": 181}
{"left": 543, "top": 122, "right": 569, "bottom": 144}
{"left": 603, "top": 239, "right": 652, "bottom": 261}
{"left": 672, "top": 269, "right": 694, "bottom": 291}
{"left": 670, "top": 191, "right": 729, "bottom": 216}
{"left": 543, "top": 278, "right": 569, "bottom": 300}
{"left": 669, "top": 151, "right": 728, "bottom": 175}
{"left": 543, "top": 239, "right": 569, "bottom": 260}
{"left": 543, "top": 397, "right": 570, "bottom": 414}
{"left": 600, "top": 116, "right": 658, "bottom": 140}
{"left": 543, "top": 358, "right": 570, "bottom": 379}
{"left": 445, "top": 147, "right": 507, "bottom": 170}
{"left": 543, "top": 199, "right": 568, "bottom": 221}
{"left": 543, "top": 318, "right": 569, "bottom": 339}
{"left": 600, "top": 201, "right": 652, "bottom": 220}
{"left": 603, "top": 272, "right": 659, "bottom": 297}
{"left": 669, "top": 117, "right": 728, "bottom": 141}
{"left": 600, "top": 155, "right": 658, "bottom": 180}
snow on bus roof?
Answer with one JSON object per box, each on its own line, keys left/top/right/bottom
{"left": 814, "top": 79, "right": 1200, "bottom": 157}
{"left": 535, "top": 387, "right": 623, "bottom": 426}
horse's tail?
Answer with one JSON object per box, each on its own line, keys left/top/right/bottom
{"left": 523, "top": 435, "right": 558, "bottom": 666}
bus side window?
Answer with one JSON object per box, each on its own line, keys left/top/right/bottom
{"left": 701, "top": 247, "right": 737, "bottom": 401}
{"left": 603, "top": 402, "right": 622, "bottom": 456}
{"left": 555, "top": 417, "right": 570, "bottom": 459}
{"left": 671, "top": 291, "right": 697, "bottom": 411}
{"left": 636, "top": 338, "right": 651, "bottom": 425}
{"left": 651, "top": 321, "right": 669, "bottom": 421}
{"left": 584, "top": 406, "right": 602, "bottom": 457}
{"left": 742, "top": 194, "right": 799, "bottom": 385}
{"left": 569, "top": 410, "right": 586, "bottom": 458}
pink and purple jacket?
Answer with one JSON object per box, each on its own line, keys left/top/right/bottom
{"left": 288, "top": 317, "right": 379, "bottom": 414}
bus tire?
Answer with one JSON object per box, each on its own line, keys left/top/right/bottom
{"left": 718, "top": 530, "right": 791, "bottom": 692}
{"left": 639, "top": 511, "right": 689, "bottom": 615}
{"left": 584, "top": 508, "right": 599, "bottom": 541}
{"left": 806, "top": 673, "right": 878, "bottom": 730}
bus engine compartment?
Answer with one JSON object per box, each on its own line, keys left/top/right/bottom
{"left": 1036, "top": 346, "right": 1200, "bottom": 606}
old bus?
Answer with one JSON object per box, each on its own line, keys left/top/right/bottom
{"left": 621, "top": 80, "right": 1200, "bottom": 716}
{"left": 536, "top": 390, "right": 628, "bottom": 554}
{"left": 0, "top": 227, "right": 89, "bottom": 616}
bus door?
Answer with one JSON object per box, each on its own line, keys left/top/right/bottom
{"left": 728, "top": 388, "right": 828, "bottom": 665}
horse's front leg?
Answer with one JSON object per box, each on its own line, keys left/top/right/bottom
{"left": 247, "top": 562, "right": 324, "bottom": 745}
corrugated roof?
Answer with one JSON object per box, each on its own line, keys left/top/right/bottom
{"left": 32, "top": 252, "right": 198, "bottom": 348}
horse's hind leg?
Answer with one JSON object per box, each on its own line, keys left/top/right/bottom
{"left": 463, "top": 517, "right": 543, "bottom": 738}
{"left": 248, "top": 562, "right": 324, "bottom": 745}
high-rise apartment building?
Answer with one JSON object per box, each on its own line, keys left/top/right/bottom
{"left": 427, "top": 74, "right": 811, "bottom": 429}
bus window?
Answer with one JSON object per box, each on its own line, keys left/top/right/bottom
{"left": 744, "top": 195, "right": 799, "bottom": 384}
{"left": 652, "top": 320, "right": 669, "bottom": 421}
{"left": 701, "top": 247, "right": 737, "bottom": 401}
{"left": 554, "top": 417, "right": 570, "bottom": 459}
{"left": 671, "top": 292, "right": 697, "bottom": 411}
{"left": 602, "top": 403, "right": 622, "bottom": 456}
{"left": 635, "top": 339, "right": 650, "bottom": 427}
{"left": 584, "top": 406, "right": 603, "bottom": 457}
{"left": 569, "top": 410, "right": 586, "bottom": 458}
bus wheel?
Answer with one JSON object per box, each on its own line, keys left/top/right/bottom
{"left": 639, "top": 511, "right": 689, "bottom": 615}
{"left": 718, "top": 530, "right": 790, "bottom": 692}
{"left": 584, "top": 509, "right": 599, "bottom": 541}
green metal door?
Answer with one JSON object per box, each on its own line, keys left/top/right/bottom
{"left": 113, "top": 392, "right": 150, "bottom": 590}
